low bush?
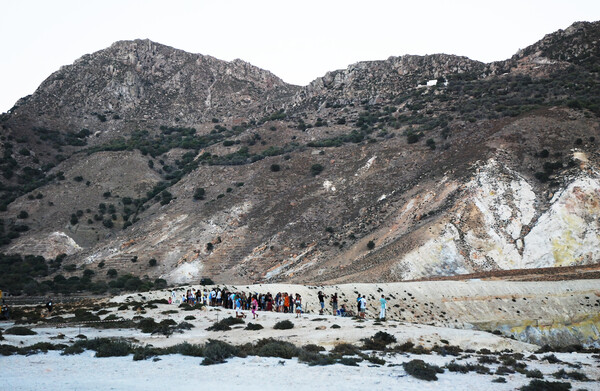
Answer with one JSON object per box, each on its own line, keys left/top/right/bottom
{"left": 365, "top": 354, "right": 386, "bottom": 365}
{"left": 184, "top": 315, "right": 196, "bottom": 321}
{"left": 21, "top": 342, "right": 66, "bottom": 355}
{"left": 553, "top": 369, "right": 589, "bottom": 381}
{"left": 74, "top": 309, "right": 100, "bottom": 322}
{"left": 362, "top": 331, "right": 396, "bottom": 350}
{"left": 496, "top": 365, "right": 516, "bottom": 375}
{"left": 445, "top": 361, "right": 490, "bottom": 374}
{"left": 525, "top": 369, "right": 544, "bottom": 379}
{"left": 133, "top": 345, "right": 162, "bottom": 361}
{"left": 339, "top": 357, "right": 362, "bottom": 366}
{"left": 433, "top": 344, "right": 463, "bottom": 356}
{"left": 256, "top": 339, "right": 299, "bottom": 359}
{"left": 298, "top": 350, "right": 336, "bottom": 366}
{"left": 148, "top": 299, "right": 169, "bottom": 305}
{"left": 542, "top": 354, "right": 562, "bottom": 364}
{"left": 520, "top": 379, "right": 572, "bottom": 391}
{"left": 95, "top": 339, "right": 132, "bottom": 357}
{"left": 403, "top": 359, "right": 443, "bottom": 381}
{"left": 302, "top": 344, "right": 325, "bottom": 353}
{"left": 0, "top": 344, "right": 19, "bottom": 356}
{"left": 245, "top": 323, "right": 263, "bottom": 331}
{"left": 166, "top": 342, "right": 203, "bottom": 357}
{"left": 207, "top": 317, "right": 244, "bottom": 331}
{"left": 478, "top": 355, "right": 499, "bottom": 364}
{"left": 331, "top": 343, "right": 360, "bottom": 356}
{"left": 5, "top": 326, "right": 36, "bottom": 335}
{"left": 63, "top": 338, "right": 132, "bottom": 357}
{"left": 138, "top": 318, "right": 160, "bottom": 333}
{"left": 273, "top": 320, "right": 294, "bottom": 330}
{"left": 181, "top": 303, "right": 205, "bottom": 311}
{"left": 201, "top": 339, "right": 241, "bottom": 365}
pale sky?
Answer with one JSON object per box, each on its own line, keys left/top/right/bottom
{"left": 1, "top": 0, "right": 599, "bottom": 113}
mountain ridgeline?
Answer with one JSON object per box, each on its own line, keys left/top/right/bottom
{"left": 0, "top": 21, "right": 599, "bottom": 294}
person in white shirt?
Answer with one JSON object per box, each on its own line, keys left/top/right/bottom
{"left": 379, "top": 295, "right": 387, "bottom": 319}
{"left": 359, "top": 295, "right": 367, "bottom": 319}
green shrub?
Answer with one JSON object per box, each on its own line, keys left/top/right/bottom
{"left": 148, "top": 258, "right": 157, "bottom": 267}
{"left": 367, "top": 240, "right": 375, "bottom": 250}
{"left": 95, "top": 339, "right": 132, "bottom": 357}
{"left": 362, "top": 331, "right": 396, "bottom": 350}
{"left": 167, "top": 342, "right": 204, "bottom": 357}
{"left": 0, "top": 344, "right": 19, "bottom": 356}
{"left": 331, "top": 343, "right": 360, "bottom": 356}
{"left": 207, "top": 316, "right": 244, "bottom": 331}
{"left": 245, "top": 323, "right": 264, "bottom": 331}
{"left": 339, "top": 357, "right": 362, "bottom": 366}
{"left": 298, "top": 350, "right": 336, "bottom": 366}
{"left": 184, "top": 315, "right": 196, "bottom": 321}
{"left": 496, "top": 365, "right": 516, "bottom": 375}
{"left": 270, "top": 164, "right": 281, "bottom": 172}
{"left": 426, "top": 138, "right": 436, "bottom": 150}
{"left": 366, "top": 354, "right": 386, "bottom": 365}
{"left": 256, "top": 340, "right": 299, "bottom": 359}
{"left": 310, "top": 164, "right": 324, "bottom": 176}
{"left": 520, "top": 379, "right": 572, "bottom": 391}
{"left": 445, "top": 361, "right": 490, "bottom": 374}
{"left": 138, "top": 318, "right": 160, "bottom": 333}
{"left": 302, "top": 344, "right": 325, "bottom": 353}
{"left": 273, "top": 320, "right": 294, "bottom": 330}
{"left": 553, "top": 369, "right": 589, "bottom": 381}
{"left": 403, "top": 359, "right": 443, "bottom": 381}
{"left": 5, "top": 326, "right": 36, "bottom": 335}
{"left": 133, "top": 345, "right": 162, "bottom": 361}
{"left": 201, "top": 339, "right": 240, "bottom": 365}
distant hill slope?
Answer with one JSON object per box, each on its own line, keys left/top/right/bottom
{"left": 0, "top": 21, "right": 599, "bottom": 294}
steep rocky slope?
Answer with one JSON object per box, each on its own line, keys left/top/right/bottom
{"left": 0, "top": 22, "right": 599, "bottom": 291}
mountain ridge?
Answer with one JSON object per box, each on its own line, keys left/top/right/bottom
{"left": 0, "top": 21, "right": 599, "bottom": 294}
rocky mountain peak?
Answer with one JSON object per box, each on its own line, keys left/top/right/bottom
{"left": 8, "top": 39, "right": 298, "bottom": 133}
{"left": 514, "top": 21, "right": 600, "bottom": 68}
{"left": 294, "top": 53, "right": 486, "bottom": 107}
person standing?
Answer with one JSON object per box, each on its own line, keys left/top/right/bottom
{"left": 295, "top": 294, "right": 302, "bottom": 318}
{"left": 359, "top": 295, "right": 367, "bottom": 319}
{"left": 251, "top": 295, "right": 259, "bottom": 319}
{"left": 356, "top": 293, "right": 362, "bottom": 314}
{"left": 331, "top": 293, "right": 338, "bottom": 316}
{"left": 318, "top": 291, "right": 327, "bottom": 315}
{"left": 379, "top": 295, "right": 387, "bottom": 319}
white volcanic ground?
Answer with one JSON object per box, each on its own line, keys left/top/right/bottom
{"left": 1, "top": 280, "right": 599, "bottom": 390}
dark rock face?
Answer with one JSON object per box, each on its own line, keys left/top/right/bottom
{"left": 1, "top": 22, "right": 599, "bottom": 286}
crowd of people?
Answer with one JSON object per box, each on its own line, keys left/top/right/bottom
{"left": 170, "top": 287, "right": 389, "bottom": 320}
{"left": 172, "top": 288, "right": 306, "bottom": 318}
